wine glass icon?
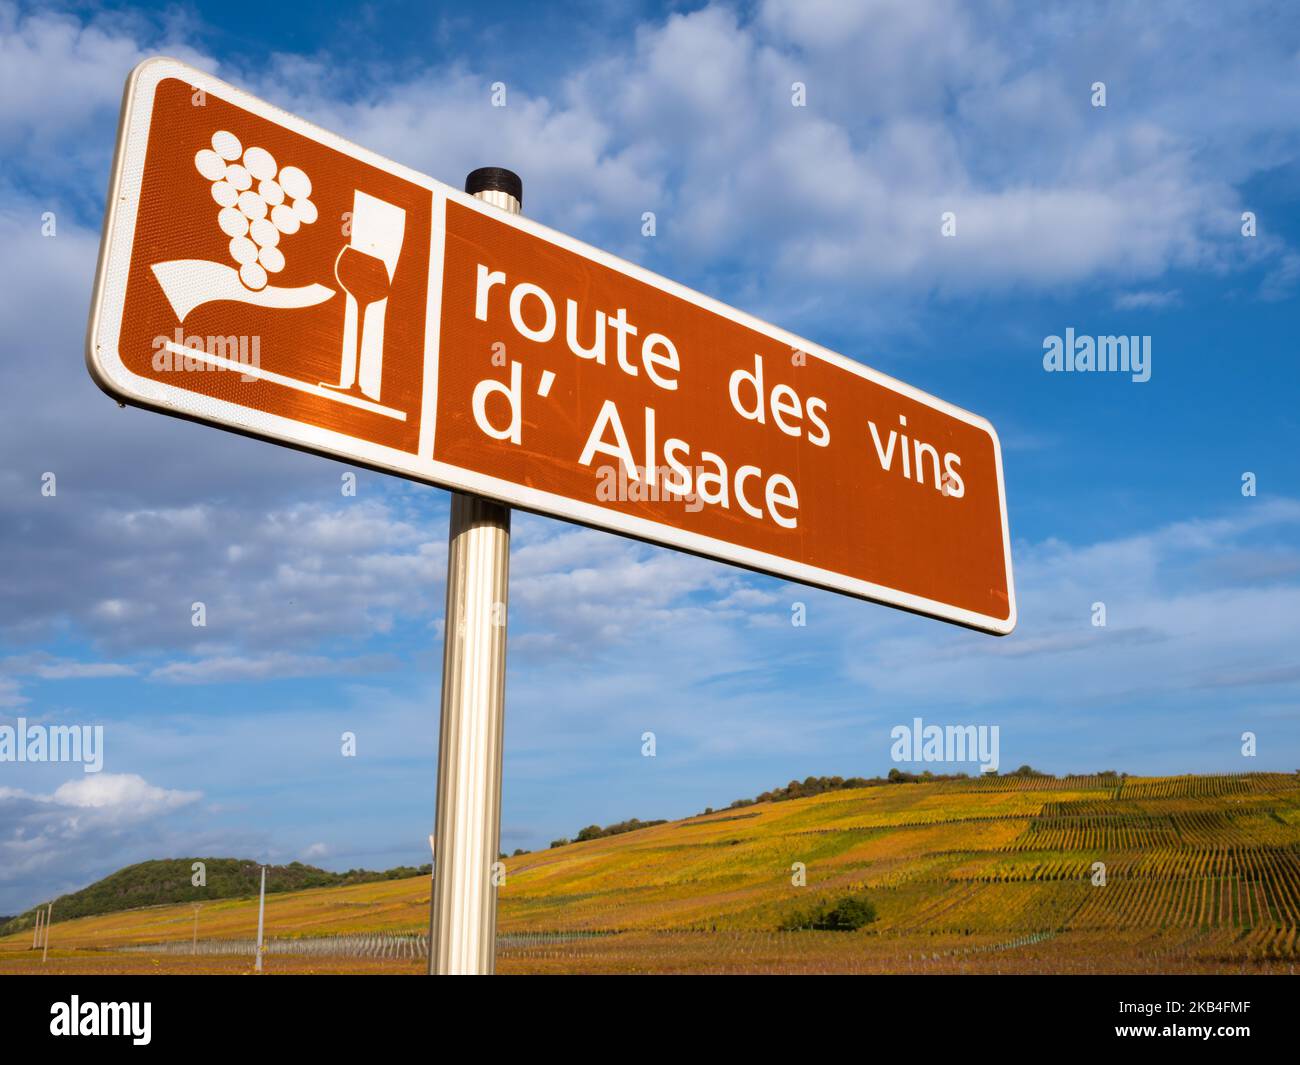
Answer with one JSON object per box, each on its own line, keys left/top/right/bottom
{"left": 321, "top": 191, "right": 406, "bottom": 402}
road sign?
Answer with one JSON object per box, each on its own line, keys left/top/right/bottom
{"left": 88, "top": 57, "right": 1016, "bottom": 634}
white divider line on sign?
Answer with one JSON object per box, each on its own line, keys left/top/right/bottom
{"left": 162, "top": 342, "right": 408, "bottom": 422}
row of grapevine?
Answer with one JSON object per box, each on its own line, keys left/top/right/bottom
{"left": 114, "top": 929, "right": 611, "bottom": 960}
{"left": 1039, "top": 799, "right": 1142, "bottom": 818}
{"left": 1006, "top": 814, "right": 1180, "bottom": 851}
{"left": 1066, "top": 848, "right": 1300, "bottom": 930}
{"left": 118, "top": 933, "right": 428, "bottom": 960}
{"left": 1116, "top": 773, "right": 1295, "bottom": 800}
{"left": 793, "top": 812, "right": 1035, "bottom": 835}
{"left": 946, "top": 774, "right": 1119, "bottom": 793}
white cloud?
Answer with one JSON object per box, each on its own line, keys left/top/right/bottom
{"left": 148, "top": 651, "right": 397, "bottom": 684}
{"left": 0, "top": 4, "right": 147, "bottom": 141}
{"left": 1, "top": 1, "right": 1295, "bottom": 310}
{"left": 0, "top": 774, "right": 199, "bottom": 817}
{"left": 49, "top": 772, "right": 200, "bottom": 813}
{"left": 1114, "top": 289, "right": 1182, "bottom": 310}
{"left": 2, "top": 654, "right": 135, "bottom": 680}
{"left": 119, "top": 0, "right": 1290, "bottom": 312}
{"left": 835, "top": 499, "right": 1300, "bottom": 710}
{"left": 0, "top": 497, "right": 447, "bottom": 652}
{"left": 0, "top": 770, "right": 223, "bottom": 911}
{"left": 0, "top": 773, "right": 199, "bottom": 885}
{"left": 0, "top": 2, "right": 209, "bottom": 214}
{"left": 0, "top": 677, "right": 29, "bottom": 708}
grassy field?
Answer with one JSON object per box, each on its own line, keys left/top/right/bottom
{"left": 4, "top": 771, "right": 1299, "bottom": 974}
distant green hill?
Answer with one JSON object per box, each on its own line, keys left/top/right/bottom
{"left": 0, "top": 857, "right": 429, "bottom": 936}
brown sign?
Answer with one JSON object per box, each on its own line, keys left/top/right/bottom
{"left": 89, "top": 58, "right": 1015, "bottom": 633}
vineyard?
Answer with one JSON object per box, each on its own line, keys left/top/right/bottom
{"left": 2, "top": 771, "right": 1297, "bottom": 974}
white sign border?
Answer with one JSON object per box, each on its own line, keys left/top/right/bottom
{"left": 87, "top": 57, "right": 1017, "bottom": 636}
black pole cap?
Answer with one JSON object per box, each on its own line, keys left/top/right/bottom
{"left": 464, "top": 167, "right": 523, "bottom": 206}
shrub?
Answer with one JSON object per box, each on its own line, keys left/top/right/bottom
{"left": 781, "top": 893, "right": 877, "bottom": 932}
{"left": 815, "top": 895, "right": 877, "bottom": 930}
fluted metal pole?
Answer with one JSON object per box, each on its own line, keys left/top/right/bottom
{"left": 428, "top": 168, "right": 520, "bottom": 975}
{"left": 255, "top": 866, "right": 266, "bottom": 972}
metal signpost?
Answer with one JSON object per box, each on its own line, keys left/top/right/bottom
{"left": 87, "top": 58, "right": 1016, "bottom": 975}
{"left": 255, "top": 865, "right": 266, "bottom": 973}
{"left": 429, "top": 169, "right": 520, "bottom": 974}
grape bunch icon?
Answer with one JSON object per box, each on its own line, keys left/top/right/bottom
{"left": 151, "top": 124, "right": 406, "bottom": 419}
{"left": 194, "top": 130, "right": 317, "bottom": 292}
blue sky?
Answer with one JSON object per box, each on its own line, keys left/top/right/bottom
{"left": 1, "top": 0, "right": 1298, "bottom": 914}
